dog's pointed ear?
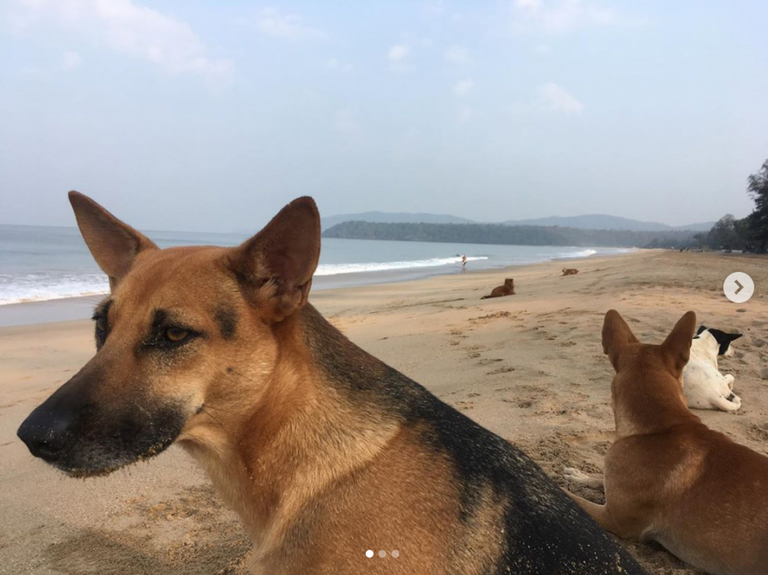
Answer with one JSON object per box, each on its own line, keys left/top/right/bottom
{"left": 661, "top": 311, "right": 697, "bottom": 377}
{"left": 228, "top": 197, "right": 320, "bottom": 323}
{"left": 696, "top": 325, "right": 707, "bottom": 336}
{"left": 69, "top": 191, "right": 158, "bottom": 289}
{"left": 728, "top": 333, "right": 743, "bottom": 342}
{"left": 602, "top": 309, "right": 639, "bottom": 371}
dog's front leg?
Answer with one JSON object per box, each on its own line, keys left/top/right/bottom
{"left": 563, "top": 467, "right": 605, "bottom": 491}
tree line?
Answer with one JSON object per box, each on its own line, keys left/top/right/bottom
{"left": 694, "top": 159, "right": 768, "bottom": 253}
{"left": 323, "top": 220, "right": 698, "bottom": 248}
{"left": 324, "top": 159, "right": 768, "bottom": 252}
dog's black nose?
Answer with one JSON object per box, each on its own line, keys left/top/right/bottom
{"left": 17, "top": 407, "right": 74, "bottom": 462}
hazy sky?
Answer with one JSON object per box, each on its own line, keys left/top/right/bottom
{"left": 1, "top": 0, "right": 766, "bottom": 233}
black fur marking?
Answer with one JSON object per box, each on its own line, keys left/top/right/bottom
{"left": 152, "top": 308, "right": 169, "bottom": 331}
{"left": 215, "top": 307, "right": 238, "bottom": 340}
{"left": 699, "top": 327, "right": 743, "bottom": 356}
{"left": 92, "top": 298, "right": 112, "bottom": 349}
{"left": 301, "top": 305, "right": 647, "bottom": 574}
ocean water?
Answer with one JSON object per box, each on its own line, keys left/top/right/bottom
{"left": 0, "top": 224, "right": 629, "bottom": 306}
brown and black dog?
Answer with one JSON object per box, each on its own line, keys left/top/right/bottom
{"left": 480, "top": 278, "right": 515, "bottom": 299}
{"left": 565, "top": 310, "right": 768, "bottom": 575}
{"left": 18, "top": 193, "right": 648, "bottom": 575}
{"left": 561, "top": 268, "right": 579, "bottom": 276}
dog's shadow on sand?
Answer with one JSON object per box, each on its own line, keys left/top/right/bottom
{"left": 45, "top": 527, "right": 250, "bottom": 575}
{"left": 44, "top": 485, "right": 251, "bottom": 575}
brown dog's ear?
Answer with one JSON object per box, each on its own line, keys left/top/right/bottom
{"left": 602, "top": 309, "right": 639, "bottom": 371}
{"left": 228, "top": 197, "right": 321, "bottom": 323}
{"left": 661, "top": 311, "right": 697, "bottom": 377}
{"left": 69, "top": 191, "right": 158, "bottom": 290}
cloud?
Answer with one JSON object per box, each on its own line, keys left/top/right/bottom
{"left": 457, "top": 106, "right": 474, "bottom": 125}
{"left": 444, "top": 45, "right": 471, "bottom": 65}
{"left": 536, "top": 82, "right": 584, "bottom": 114}
{"left": 254, "top": 7, "right": 325, "bottom": 41}
{"left": 9, "top": 0, "right": 233, "bottom": 80}
{"left": 326, "top": 57, "right": 353, "bottom": 73}
{"left": 510, "top": 0, "right": 619, "bottom": 34}
{"left": 333, "top": 109, "right": 360, "bottom": 134}
{"left": 387, "top": 45, "right": 409, "bottom": 62}
{"left": 387, "top": 44, "right": 411, "bottom": 72}
{"left": 453, "top": 79, "right": 474, "bottom": 97}
{"left": 61, "top": 50, "right": 82, "bottom": 69}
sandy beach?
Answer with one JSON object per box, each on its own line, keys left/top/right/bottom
{"left": 1, "top": 250, "right": 766, "bottom": 575}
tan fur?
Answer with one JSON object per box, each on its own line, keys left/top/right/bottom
{"left": 565, "top": 310, "right": 768, "bottom": 575}
{"left": 19, "top": 193, "right": 648, "bottom": 575}
{"left": 57, "top": 193, "right": 506, "bottom": 574}
{"left": 561, "top": 268, "right": 578, "bottom": 276}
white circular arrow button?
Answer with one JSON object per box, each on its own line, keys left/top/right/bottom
{"left": 723, "top": 272, "right": 754, "bottom": 304}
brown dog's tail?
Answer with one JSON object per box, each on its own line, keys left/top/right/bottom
{"left": 481, "top": 295, "right": 490, "bottom": 299}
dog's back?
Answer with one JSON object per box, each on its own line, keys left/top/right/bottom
{"left": 297, "top": 308, "right": 646, "bottom": 574}
{"left": 481, "top": 278, "right": 515, "bottom": 299}
{"left": 684, "top": 330, "right": 740, "bottom": 411}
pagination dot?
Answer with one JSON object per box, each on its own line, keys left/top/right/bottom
{"left": 391, "top": 550, "right": 400, "bottom": 558}
{"left": 378, "top": 550, "right": 387, "bottom": 558}
{"left": 365, "top": 550, "right": 373, "bottom": 558}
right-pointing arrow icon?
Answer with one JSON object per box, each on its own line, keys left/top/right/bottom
{"left": 724, "top": 272, "right": 754, "bottom": 303}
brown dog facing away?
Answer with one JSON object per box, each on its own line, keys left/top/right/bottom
{"left": 17, "top": 193, "right": 649, "bottom": 575}
{"left": 564, "top": 310, "right": 768, "bottom": 575}
{"left": 561, "top": 268, "right": 579, "bottom": 276}
{"left": 480, "top": 278, "right": 515, "bottom": 299}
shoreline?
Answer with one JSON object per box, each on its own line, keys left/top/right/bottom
{"left": 0, "top": 249, "right": 636, "bottom": 328}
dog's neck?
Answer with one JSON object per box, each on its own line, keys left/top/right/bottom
{"left": 181, "top": 304, "right": 401, "bottom": 554}
{"left": 612, "top": 354, "right": 700, "bottom": 438}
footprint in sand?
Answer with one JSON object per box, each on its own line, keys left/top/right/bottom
{"left": 488, "top": 367, "right": 516, "bottom": 375}
{"left": 476, "top": 358, "right": 503, "bottom": 366}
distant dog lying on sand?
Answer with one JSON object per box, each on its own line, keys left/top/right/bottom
{"left": 683, "top": 326, "right": 743, "bottom": 411}
{"left": 564, "top": 310, "right": 768, "bottom": 575}
{"left": 561, "top": 268, "right": 579, "bottom": 276}
{"left": 481, "top": 278, "right": 515, "bottom": 299}
{"left": 17, "top": 193, "right": 647, "bottom": 575}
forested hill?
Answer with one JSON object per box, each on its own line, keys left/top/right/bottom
{"left": 322, "top": 221, "right": 698, "bottom": 248}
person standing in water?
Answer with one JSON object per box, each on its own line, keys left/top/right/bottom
{"left": 461, "top": 254, "right": 467, "bottom": 271}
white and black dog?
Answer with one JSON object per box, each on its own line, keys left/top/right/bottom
{"left": 682, "top": 326, "right": 743, "bottom": 412}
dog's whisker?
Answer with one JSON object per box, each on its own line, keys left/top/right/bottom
{"left": 201, "top": 407, "right": 226, "bottom": 430}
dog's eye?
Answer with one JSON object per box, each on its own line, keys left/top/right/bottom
{"left": 164, "top": 327, "right": 191, "bottom": 343}
{"left": 95, "top": 316, "right": 107, "bottom": 333}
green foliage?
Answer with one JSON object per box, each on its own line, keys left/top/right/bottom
{"left": 747, "top": 159, "right": 768, "bottom": 252}
{"left": 696, "top": 159, "right": 768, "bottom": 253}
{"left": 323, "top": 221, "right": 698, "bottom": 248}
